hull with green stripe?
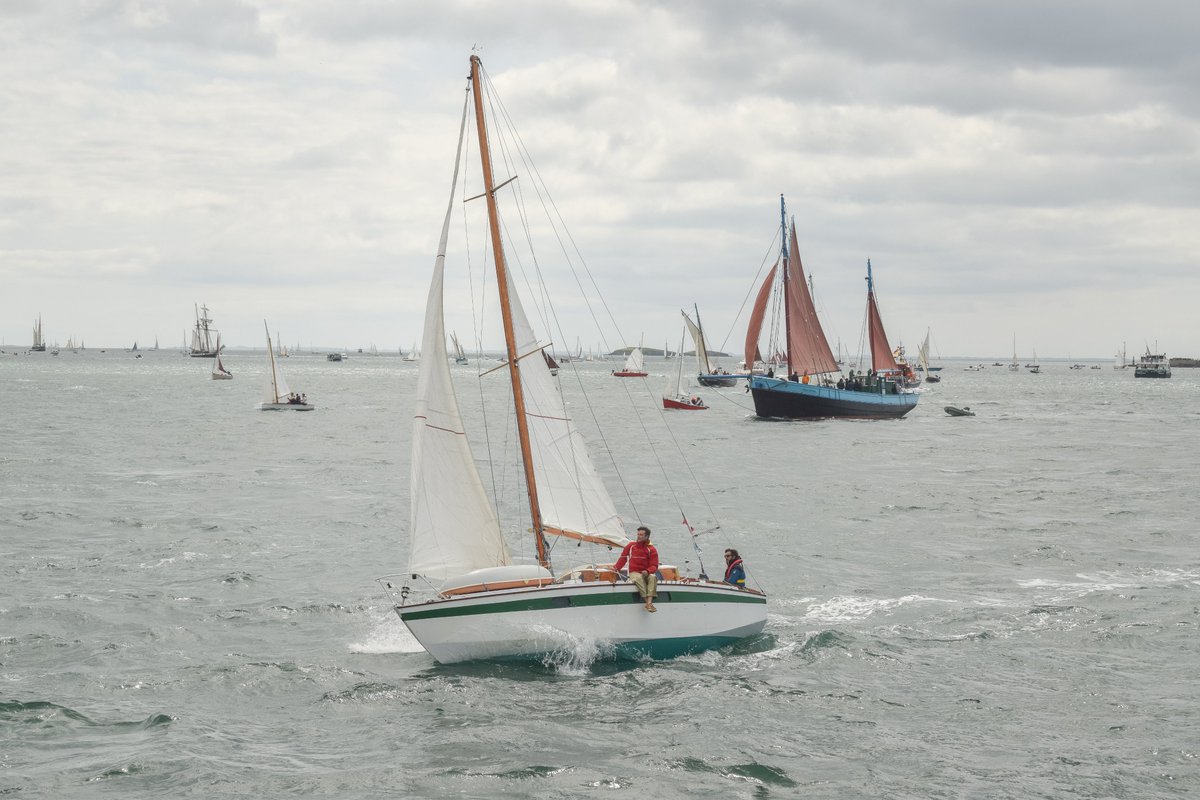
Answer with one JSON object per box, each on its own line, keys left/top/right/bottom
{"left": 397, "top": 581, "right": 767, "bottom": 664}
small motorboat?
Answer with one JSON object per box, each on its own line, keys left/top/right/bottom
{"left": 944, "top": 405, "right": 975, "bottom": 417}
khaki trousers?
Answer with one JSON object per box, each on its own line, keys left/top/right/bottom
{"left": 630, "top": 571, "right": 657, "bottom": 601}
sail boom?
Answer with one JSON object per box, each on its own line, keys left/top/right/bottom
{"left": 542, "top": 525, "right": 629, "bottom": 548}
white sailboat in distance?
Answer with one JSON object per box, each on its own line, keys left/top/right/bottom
{"left": 211, "top": 334, "right": 233, "bottom": 380}
{"left": 259, "top": 322, "right": 312, "bottom": 410}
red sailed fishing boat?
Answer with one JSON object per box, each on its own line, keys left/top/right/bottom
{"left": 746, "top": 196, "right": 917, "bottom": 420}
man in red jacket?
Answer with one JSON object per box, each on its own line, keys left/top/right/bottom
{"left": 613, "top": 525, "right": 659, "bottom": 612}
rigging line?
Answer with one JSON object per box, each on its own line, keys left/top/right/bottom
{"left": 481, "top": 69, "right": 622, "bottom": 357}
{"left": 713, "top": 227, "right": 783, "bottom": 355}
{"left": 482, "top": 91, "right": 612, "bottom": 552}
{"left": 478, "top": 70, "right": 620, "bottom": 559}
{"left": 480, "top": 68, "right": 641, "bottom": 522}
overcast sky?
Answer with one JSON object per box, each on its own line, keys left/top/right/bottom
{"left": 3, "top": 1, "right": 1199, "bottom": 358}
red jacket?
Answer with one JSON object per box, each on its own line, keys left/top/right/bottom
{"left": 613, "top": 540, "right": 659, "bottom": 574}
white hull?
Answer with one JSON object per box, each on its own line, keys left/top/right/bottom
{"left": 397, "top": 580, "right": 766, "bottom": 664}
{"left": 259, "top": 402, "right": 314, "bottom": 411}
{"left": 211, "top": 373, "right": 233, "bottom": 380}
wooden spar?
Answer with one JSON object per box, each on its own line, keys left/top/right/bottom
{"left": 468, "top": 55, "right": 551, "bottom": 571}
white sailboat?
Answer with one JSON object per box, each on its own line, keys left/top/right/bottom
{"left": 377, "top": 55, "right": 765, "bottom": 664}
{"left": 919, "top": 328, "right": 940, "bottom": 383}
{"left": 684, "top": 305, "right": 737, "bottom": 386}
{"left": 611, "top": 344, "right": 647, "bottom": 377}
{"left": 211, "top": 335, "right": 233, "bottom": 380}
{"left": 1027, "top": 347, "right": 1041, "bottom": 373}
{"left": 259, "top": 322, "right": 312, "bottom": 410}
{"left": 450, "top": 331, "right": 469, "bottom": 365}
{"left": 402, "top": 341, "right": 420, "bottom": 362}
{"left": 1009, "top": 335, "right": 1020, "bottom": 372}
{"left": 663, "top": 329, "right": 706, "bottom": 410}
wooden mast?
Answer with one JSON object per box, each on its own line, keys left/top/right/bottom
{"left": 469, "top": 55, "right": 551, "bottom": 570}
{"left": 780, "top": 194, "right": 793, "bottom": 377}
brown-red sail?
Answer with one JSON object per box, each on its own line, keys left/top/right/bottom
{"left": 865, "top": 259, "right": 898, "bottom": 373}
{"left": 744, "top": 262, "right": 777, "bottom": 370}
{"left": 784, "top": 226, "right": 839, "bottom": 376}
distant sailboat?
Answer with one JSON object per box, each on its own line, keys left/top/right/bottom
{"left": 611, "top": 343, "right": 647, "bottom": 377}
{"left": 919, "top": 329, "right": 940, "bottom": 383}
{"left": 260, "top": 322, "right": 312, "bottom": 410}
{"left": 212, "top": 335, "right": 233, "bottom": 380}
{"left": 31, "top": 315, "right": 46, "bottom": 352}
{"left": 1027, "top": 348, "right": 1041, "bottom": 373}
{"left": 1009, "top": 335, "right": 1020, "bottom": 372}
{"left": 663, "top": 329, "right": 706, "bottom": 410}
{"left": 684, "top": 305, "right": 737, "bottom": 387}
{"left": 1113, "top": 342, "right": 1129, "bottom": 369}
{"left": 403, "top": 341, "right": 420, "bottom": 362}
{"left": 190, "top": 304, "right": 220, "bottom": 357}
{"left": 450, "top": 331, "right": 469, "bottom": 365}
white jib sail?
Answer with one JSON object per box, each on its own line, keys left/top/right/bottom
{"left": 505, "top": 269, "right": 628, "bottom": 548}
{"left": 623, "top": 347, "right": 645, "bottom": 373}
{"left": 262, "top": 324, "right": 291, "bottom": 403}
{"left": 681, "top": 311, "right": 711, "bottom": 374}
{"left": 408, "top": 94, "right": 510, "bottom": 582}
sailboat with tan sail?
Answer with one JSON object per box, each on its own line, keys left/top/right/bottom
{"left": 376, "top": 55, "right": 765, "bottom": 664}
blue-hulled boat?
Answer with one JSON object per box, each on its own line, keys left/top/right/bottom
{"left": 745, "top": 197, "right": 918, "bottom": 420}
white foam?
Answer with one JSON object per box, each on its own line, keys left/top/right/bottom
{"left": 347, "top": 609, "right": 426, "bottom": 654}
{"left": 802, "top": 594, "right": 951, "bottom": 624}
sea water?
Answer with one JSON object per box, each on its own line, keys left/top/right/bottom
{"left": 2, "top": 351, "right": 1198, "bottom": 798}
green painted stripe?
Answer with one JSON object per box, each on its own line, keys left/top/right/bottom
{"left": 400, "top": 586, "right": 766, "bottom": 622}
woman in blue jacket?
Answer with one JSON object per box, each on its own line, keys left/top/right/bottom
{"left": 723, "top": 548, "right": 746, "bottom": 588}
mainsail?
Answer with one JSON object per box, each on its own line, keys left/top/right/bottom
{"left": 866, "top": 262, "right": 898, "bottom": 373}
{"left": 506, "top": 268, "right": 627, "bottom": 548}
{"left": 783, "top": 226, "right": 839, "bottom": 376}
{"left": 746, "top": 208, "right": 839, "bottom": 378}
{"left": 682, "top": 310, "right": 712, "bottom": 374}
{"left": 262, "top": 324, "right": 291, "bottom": 403}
